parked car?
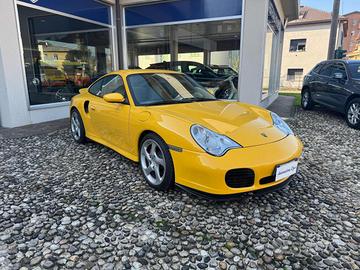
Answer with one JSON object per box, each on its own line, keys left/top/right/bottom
{"left": 210, "top": 65, "right": 238, "bottom": 77}
{"left": 302, "top": 60, "right": 360, "bottom": 129}
{"left": 147, "top": 61, "right": 228, "bottom": 88}
{"left": 70, "top": 70, "right": 303, "bottom": 199}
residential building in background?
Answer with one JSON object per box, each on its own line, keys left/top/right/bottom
{"left": 343, "top": 11, "right": 360, "bottom": 60}
{"left": 280, "top": 6, "right": 345, "bottom": 89}
{"left": 343, "top": 11, "right": 360, "bottom": 54}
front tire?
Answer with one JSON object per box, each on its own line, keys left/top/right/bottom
{"left": 70, "top": 109, "right": 86, "bottom": 143}
{"left": 301, "top": 89, "right": 314, "bottom": 110}
{"left": 139, "top": 133, "right": 175, "bottom": 191}
{"left": 345, "top": 98, "right": 360, "bottom": 129}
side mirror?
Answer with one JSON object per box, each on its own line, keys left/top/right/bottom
{"left": 333, "top": 72, "right": 344, "bottom": 80}
{"left": 103, "top": 93, "right": 125, "bottom": 103}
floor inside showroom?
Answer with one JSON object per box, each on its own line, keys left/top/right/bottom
{"left": 0, "top": 108, "right": 359, "bottom": 269}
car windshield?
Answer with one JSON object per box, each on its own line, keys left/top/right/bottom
{"left": 349, "top": 63, "right": 360, "bottom": 80}
{"left": 127, "top": 73, "right": 216, "bottom": 106}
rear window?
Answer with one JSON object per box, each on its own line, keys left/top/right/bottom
{"left": 312, "top": 63, "right": 323, "bottom": 74}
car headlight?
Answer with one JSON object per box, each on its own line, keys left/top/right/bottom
{"left": 190, "top": 124, "right": 241, "bottom": 156}
{"left": 271, "top": 112, "right": 293, "bottom": 135}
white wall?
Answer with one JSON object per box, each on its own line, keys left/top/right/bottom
{"left": 238, "top": 0, "right": 269, "bottom": 105}
{"left": 0, "top": 0, "right": 31, "bottom": 128}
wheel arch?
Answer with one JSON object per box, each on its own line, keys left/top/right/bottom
{"left": 301, "top": 85, "right": 310, "bottom": 94}
{"left": 138, "top": 130, "right": 164, "bottom": 152}
{"left": 345, "top": 94, "right": 360, "bottom": 109}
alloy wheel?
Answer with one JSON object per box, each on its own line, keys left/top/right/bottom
{"left": 140, "top": 139, "right": 166, "bottom": 185}
{"left": 302, "top": 92, "right": 309, "bottom": 107}
{"left": 71, "top": 112, "right": 81, "bottom": 141}
{"left": 347, "top": 103, "right": 360, "bottom": 125}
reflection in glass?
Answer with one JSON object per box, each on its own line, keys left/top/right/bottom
{"left": 18, "top": 5, "right": 112, "bottom": 105}
{"left": 126, "top": 19, "right": 241, "bottom": 91}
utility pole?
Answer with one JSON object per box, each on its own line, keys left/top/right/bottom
{"left": 327, "top": 0, "right": 341, "bottom": 60}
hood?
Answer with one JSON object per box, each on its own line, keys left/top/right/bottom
{"left": 151, "top": 101, "right": 287, "bottom": 148}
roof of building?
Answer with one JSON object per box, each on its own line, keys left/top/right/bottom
{"left": 343, "top": 11, "right": 360, "bottom": 17}
{"left": 288, "top": 6, "right": 332, "bottom": 26}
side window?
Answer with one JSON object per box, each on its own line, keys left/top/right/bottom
{"left": 100, "top": 75, "right": 127, "bottom": 100}
{"left": 331, "top": 64, "right": 347, "bottom": 80}
{"left": 319, "top": 64, "right": 334, "bottom": 77}
{"left": 88, "top": 79, "right": 103, "bottom": 96}
{"left": 312, "top": 64, "right": 323, "bottom": 74}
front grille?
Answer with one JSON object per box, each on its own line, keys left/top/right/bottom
{"left": 225, "top": 169, "right": 255, "bottom": 188}
{"left": 260, "top": 175, "right": 276, "bottom": 185}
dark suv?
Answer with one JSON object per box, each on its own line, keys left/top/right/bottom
{"left": 302, "top": 60, "right": 360, "bottom": 129}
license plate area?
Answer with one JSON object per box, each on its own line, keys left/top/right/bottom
{"left": 275, "top": 160, "right": 298, "bottom": 181}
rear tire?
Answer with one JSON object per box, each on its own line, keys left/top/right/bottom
{"left": 139, "top": 133, "right": 175, "bottom": 191}
{"left": 301, "top": 89, "right": 314, "bottom": 110}
{"left": 345, "top": 98, "right": 360, "bottom": 129}
{"left": 70, "top": 109, "right": 86, "bottom": 143}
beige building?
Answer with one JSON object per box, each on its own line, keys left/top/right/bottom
{"left": 281, "top": 6, "right": 344, "bottom": 89}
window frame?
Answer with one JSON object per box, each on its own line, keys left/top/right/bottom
{"left": 287, "top": 68, "right": 304, "bottom": 81}
{"left": 88, "top": 74, "right": 129, "bottom": 104}
{"left": 331, "top": 62, "right": 349, "bottom": 81}
{"left": 289, "top": 39, "right": 307, "bottom": 52}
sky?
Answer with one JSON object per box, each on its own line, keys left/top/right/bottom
{"left": 300, "top": 0, "right": 359, "bottom": 15}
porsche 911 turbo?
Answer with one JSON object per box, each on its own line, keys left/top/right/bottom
{"left": 70, "top": 70, "right": 303, "bottom": 199}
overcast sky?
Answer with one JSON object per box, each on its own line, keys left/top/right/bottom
{"left": 300, "top": 0, "right": 359, "bottom": 15}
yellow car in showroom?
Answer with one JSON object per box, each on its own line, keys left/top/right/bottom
{"left": 70, "top": 70, "right": 303, "bottom": 199}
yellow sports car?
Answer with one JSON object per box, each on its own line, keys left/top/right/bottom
{"left": 70, "top": 70, "right": 303, "bottom": 199}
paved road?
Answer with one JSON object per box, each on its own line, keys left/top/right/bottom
{"left": 0, "top": 109, "right": 359, "bottom": 270}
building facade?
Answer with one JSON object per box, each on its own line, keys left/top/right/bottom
{"left": 280, "top": 6, "right": 344, "bottom": 89}
{"left": 343, "top": 11, "right": 360, "bottom": 54}
{"left": 0, "top": 0, "right": 298, "bottom": 128}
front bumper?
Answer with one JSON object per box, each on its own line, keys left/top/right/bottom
{"left": 170, "top": 135, "right": 303, "bottom": 196}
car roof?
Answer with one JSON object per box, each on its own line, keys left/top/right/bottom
{"left": 108, "top": 69, "right": 182, "bottom": 77}
{"left": 319, "top": 59, "right": 360, "bottom": 65}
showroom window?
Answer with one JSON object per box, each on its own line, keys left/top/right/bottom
{"left": 124, "top": 0, "right": 242, "bottom": 91}
{"left": 17, "top": 3, "right": 113, "bottom": 106}
{"left": 262, "top": 0, "right": 283, "bottom": 100}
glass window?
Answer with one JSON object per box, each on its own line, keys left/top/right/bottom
{"left": 331, "top": 64, "right": 347, "bottom": 80}
{"left": 319, "top": 64, "right": 334, "bottom": 77}
{"left": 126, "top": 19, "right": 240, "bottom": 90}
{"left": 127, "top": 73, "right": 215, "bottom": 106}
{"left": 287, "top": 69, "right": 303, "bottom": 81}
{"left": 262, "top": 0, "right": 282, "bottom": 100}
{"left": 89, "top": 79, "right": 103, "bottom": 96}
{"left": 312, "top": 64, "right": 323, "bottom": 74}
{"left": 100, "top": 75, "right": 126, "bottom": 97}
{"left": 18, "top": 5, "right": 112, "bottom": 105}
{"left": 290, "top": 39, "right": 306, "bottom": 52}
{"left": 348, "top": 63, "right": 360, "bottom": 79}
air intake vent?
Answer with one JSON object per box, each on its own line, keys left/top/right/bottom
{"left": 225, "top": 169, "right": 255, "bottom": 188}
{"left": 260, "top": 175, "right": 276, "bottom": 185}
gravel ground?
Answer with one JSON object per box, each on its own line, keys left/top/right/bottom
{"left": 0, "top": 109, "right": 359, "bottom": 270}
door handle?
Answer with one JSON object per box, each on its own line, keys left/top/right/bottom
{"left": 90, "top": 105, "right": 96, "bottom": 111}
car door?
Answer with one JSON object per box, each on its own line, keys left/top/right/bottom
{"left": 325, "top": 63, "right": 350, "bottom": 111}
{"left": 88, "top": 75, "right": 131, "bottom": 152}
{"left": 314, "top": 63, "right": 334, "bottom": 105}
